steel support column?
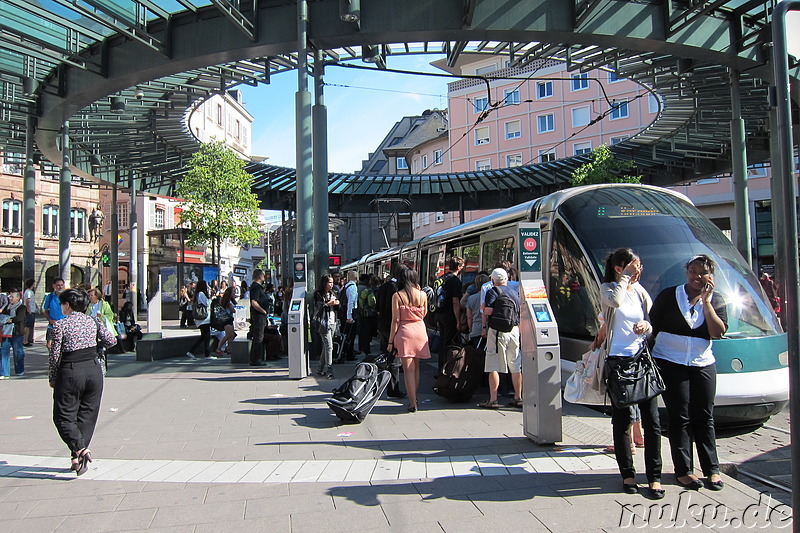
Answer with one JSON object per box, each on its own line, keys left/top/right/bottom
{"left": 111, "top": 169, "right": 120, "bottom": 312}
{"left": 729, "top": 69, "right": 751, "bottom": 267}
{"left": 58, "top": 123, "right": 71, "bottom": 283}
{"left": 312, "top": 51, "right": 330, "bottom": 281}
{"left": 295, "top": 0, "right": 313, "bottom": 288}
{"left": 129, "top": 172, "right": 139, "bottom": 314}
{"left": 771, "top": 1, "right": 800, "bottom": 525}
{"left": 22, "top": 115, "right": 36, "bottom": 282}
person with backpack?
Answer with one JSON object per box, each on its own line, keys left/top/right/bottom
{"left": 358, "top": 275, "right": 379, "bottom": 356}
{"left": 433, "top": 256, "right": 464, "bottom": 372}
{"left": 478, "top": 268, "right": 522, "bottom": 409}
{"left": 339, "top": 271, "right": 359, "bottom": 362}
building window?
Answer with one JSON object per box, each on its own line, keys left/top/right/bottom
{"left": 216, "top": 104, "right": 223, "bottom": 125}
{"left": 154, "top": 207, "right": 165, "bottom": 229}
{"left": 610, "top": 135, "right": 629, "bottom": 145}
{"left": 537, "top": 81, "right": 553, "bottom": 99}
{"left": 648, "top": 93, "right": 660, "bottom": 114}
{"left": 205, "top": 102, "right": 213, "bottom": 118}
{"left": 748, "top": 163, "right": 769, "bottom": 177}
{"left": 506, "top": 154, "right": 523, "bottom": 167}
{"left": 70, "top": 208, "right": 87, "bottom": 240}
{"left": 435, "top": 212, "right": 446, "bottom": 223}
{"left": 503, "top": 89, "right": 520, "bottom": 105}
{"left": 472, "top": 97, "right": 489, "bottom": 113}
{"left": 610, "top": 99, "right": 629, "bottom": 119}
{"left": 504, "top": 120, "right": 521, "bottom": 140}
{"left": 571, "top": 73, "right": 589, "bottom": 91}
{"left": 539, "top": 150, "right": 557, "bottom": 163}
{"left": 571, "top": 106, "right": 591, "bottom": 127}
{"left": 43, "top": 205, "right": 58, "bottom": 237}
{"left": 422, "top": 212, "right": 431, "bottom": 225}
{"left": 695, "top": 178, "right": 720, "bottom": 185}
{"left": 476, "top": 159, "right": 491, "bottom": 171}
{"left": 574, "top": 142, "right": 592, "bottom": 155}
{"left": 421, "top": 154, "right": 428, "bottom": 169}
{"left": 433, "top": 149, "right": 442, "bottom": 165}
{"left": 537, "top": 113, "right": 555, "bottom": 133}
{"left": 235, "top": 120, "right": 241, "bottom": 141}
{"left": 396, "top": 157, "right": 408, "bottom": 170}
{"left": 2, "top": 199, "right": 21, "bottom": 234}
{"left": 608, "top": 71, "right": 623, "bottom": 83}
{"left": 475, "top": 126, "right": 490, "bottom": 145}
{"left": 475, "top": 64, "right": 496, "bottom": 75}
{"left": 117, "top": 202, "right": 129, "bottom": 228}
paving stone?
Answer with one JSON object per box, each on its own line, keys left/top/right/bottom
{"left": 56, "top": 507, "right": 157, "bottom": 532}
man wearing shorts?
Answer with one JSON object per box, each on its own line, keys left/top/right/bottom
{"left": 478, "top": 268, "right": 522, "bottom": 409}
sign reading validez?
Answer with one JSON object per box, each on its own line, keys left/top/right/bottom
{"left": 518, "top": 224, "right": 541, "bottom": 273}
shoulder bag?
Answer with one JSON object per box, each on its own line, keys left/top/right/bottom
{"left": 603, "top": 343, "right": 665, "bottom": 408}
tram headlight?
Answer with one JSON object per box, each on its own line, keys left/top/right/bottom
{"left": 730, "top": 358, "right": 743, "bottom": 372}
{"left": 778, "top": 351, "right": 789, "bottom": 367}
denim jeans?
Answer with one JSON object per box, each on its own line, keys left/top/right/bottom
{"left": 0, "top": 335, "right": 25, "bottom": 376}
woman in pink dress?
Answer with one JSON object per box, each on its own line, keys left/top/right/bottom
{"left": 387, "top": 267, "right": 430, "bottom": 412}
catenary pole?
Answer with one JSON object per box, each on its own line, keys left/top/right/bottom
{"left": 58, "top": 123, "right": 71, "bottom": 283}
{"left": 771, "top": 2, "right": 800, "bottom": 528}
{"left": 23, "top": 115, "right": 36, "bottom": 282}
{"left": 313, "top": 50, "right": 330, "bottom": 281}
{"left": 295, "top": 0, "right": 313, "bottom": 289}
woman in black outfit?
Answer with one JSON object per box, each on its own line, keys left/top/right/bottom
{"left": 49, "top": 289, "right": 117, "bottom": 475}
{"left": 650, "top": 254, "right": 728, "bottom": 491}
{"left": 185, "top": 280, "right": 212, "bottom": 359}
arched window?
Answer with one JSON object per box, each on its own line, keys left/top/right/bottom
{"left": 2, "top": 199, "right": 21, "bottom": 235}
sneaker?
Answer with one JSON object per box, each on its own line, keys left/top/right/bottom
{"left": 16, "top": 372, "right": 24, "bottom": 377}
{"left": 185, "top": 352, "right": 197, "bottom": 360}
{"left": 326, "top": 373, "right": 335, "bottom": 380}
{"left": 0, "top": 376, "right": 7, "bottom": 380}
{"left": 316, "top": 370, "right": 325, "bottom": 376}
{"left": 23, "top": 343, "right": 32, "bottom": 347}
{"left": 206, "top": 355, "right": 218, "bottom": 360}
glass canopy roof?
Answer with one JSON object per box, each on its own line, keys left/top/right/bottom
{"left": 0, "top": 0, "right": 794, "bottom": 211}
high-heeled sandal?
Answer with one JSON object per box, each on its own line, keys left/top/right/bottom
{"left": 76, "top": 449, "right": 92, "bottom": 476}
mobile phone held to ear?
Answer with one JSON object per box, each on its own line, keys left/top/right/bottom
{"left": 704, "top": 283, "right": 712, "bottom": 292}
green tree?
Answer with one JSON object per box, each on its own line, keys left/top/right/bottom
{"left": 569, "top": 144, "right": 642, "bottom": 187}
{"left": 177, "top": 141, "right": 262, "bottom": 247}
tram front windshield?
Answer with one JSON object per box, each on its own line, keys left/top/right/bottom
{"left": 556, "top": 187, "right": 781, "bottom": 339}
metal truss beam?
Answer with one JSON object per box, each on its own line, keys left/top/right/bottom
{"left": 209, "top": 0, "right": 256, "bottom": 42}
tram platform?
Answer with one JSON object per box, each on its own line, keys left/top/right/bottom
{"left": 0, "top": 326, "right": 791, "bottom": 532}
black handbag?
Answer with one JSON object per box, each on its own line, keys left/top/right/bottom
{"left": 603, "top": 344, "right": 665, "bottom": 408}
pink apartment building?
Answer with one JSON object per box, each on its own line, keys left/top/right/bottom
{"left": 411, "top": 55, "right": 658, "bottom": 238}
{"left": 407, "top": 55, "right": 787, "bottom": 273}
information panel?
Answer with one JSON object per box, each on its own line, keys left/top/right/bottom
{"left": 518, "top": 224, "right": 541, "bottom": 273}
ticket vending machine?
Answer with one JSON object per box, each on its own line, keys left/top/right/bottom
{"left": 288, "top": 254, "right": 308, "bottom": 379}
{"left": 517, "top": 222, "right": 562, "bottom": 444}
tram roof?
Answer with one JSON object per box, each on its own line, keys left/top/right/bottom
{"left": 0, "top": 1, "right": 796, "bottom": 211}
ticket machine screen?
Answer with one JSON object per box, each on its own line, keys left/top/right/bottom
{"left": 531, "top": 303, "right": 552, "bottom": 323}
{"left": 290, "top": 300, "right": 302, "bottom": 312}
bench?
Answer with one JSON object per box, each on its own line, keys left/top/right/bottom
{"left": 135, "top": 332, "right": 253, "bottom": 363}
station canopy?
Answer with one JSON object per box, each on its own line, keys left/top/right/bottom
{"left": 0, "top": 0, "right": 797, "bottom": 213}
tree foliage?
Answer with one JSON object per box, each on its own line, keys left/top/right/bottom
{"left": 176, "top": 141, "right": 262, "bottom": 247}
{"left": 569, "top": 145, "right": 642, "bottom": 187}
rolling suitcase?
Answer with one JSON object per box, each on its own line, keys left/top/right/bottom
{"left": 433, "top": 338, "right": 486, "bottom": 402}
{"left": 327, "top": 362, "right": 391, "bottom": 423}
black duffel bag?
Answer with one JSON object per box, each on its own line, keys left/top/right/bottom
{"left": 603, "top": 344, "right": 665, "bottom": 409}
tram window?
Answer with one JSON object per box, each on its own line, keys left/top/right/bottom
{"left": 461, "top": 243, "right": 480, "bottom": 287}
{"left": 482, "top": 237, "right": 515, "bottom": 272}
{"left": 427, "top": 252, "right": 444, "bottom": 286}
{"left": 548, "top": 219, "right": 601, "bottom": 338}
{"left": 401, "top": 249, "right": 416, "bottom": 271}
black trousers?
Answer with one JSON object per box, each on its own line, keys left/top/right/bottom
{"left": 340, "top": 319, "right": 358, "bottom": 360}
{"left": 611, "top": 395, "right": 662, "bottom": 482}
{"left": 359, "top": 316, "right": 377, "bottom": 355}
{"left": 436, "top": 314, "right": 458, "bottom": 373}
{"left": 249, "top": 312, "right": 267, "bottom": 364}
{"left": 657, "top": 358, "right": 719, "bottom": 477}
{"left": 188, "top": 324, "right": 211, "bottom": 357}
{"left": 53, "top": 359, "right": 104, "bottom": 454}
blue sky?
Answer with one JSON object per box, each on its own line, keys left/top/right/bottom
{"left": 240, "top": 55, "right": 448, "bottom": 173}
{"left": 241, "top": 26, "right": 800, "bottom": 174}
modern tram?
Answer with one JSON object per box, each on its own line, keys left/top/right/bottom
{"left": 341, "top": 184, "right": 788, "bottom": 426}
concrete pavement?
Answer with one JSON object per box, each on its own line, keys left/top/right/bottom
{"left": 0, "top": 331, "right": 792, "bottom": 532}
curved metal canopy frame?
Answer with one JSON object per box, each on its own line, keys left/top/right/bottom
{"left": 1, "top": 0, "right": 798, "bottom": 212}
